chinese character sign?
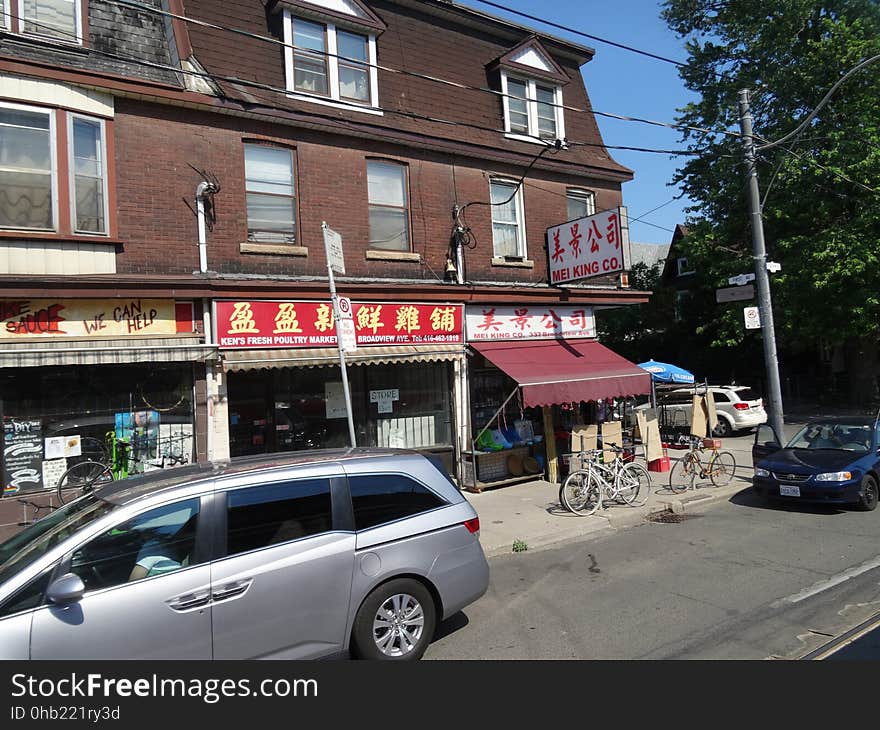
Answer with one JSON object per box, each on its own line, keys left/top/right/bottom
{"left": 546, "top": 207, "right": 630, "bottom": 285}
{"left": 465, "top": 305, "right": 595, "bottom": 341}
{"left": 215, "top": 301, "right": 464, "bottom": 349}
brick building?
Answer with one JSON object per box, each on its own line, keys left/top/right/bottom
{"left": 0, "top": 0, "right": 651, "bottom": 522}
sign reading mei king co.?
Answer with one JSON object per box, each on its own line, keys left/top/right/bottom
{"left": 0, "top": 299, "right": 178, "bottom": 339}
{"left": 215, "top": 300, "right": 464, "bottom": 349}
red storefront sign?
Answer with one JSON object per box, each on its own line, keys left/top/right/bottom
{"left": 215, "top": 301, "right": 464, "bottom": 349}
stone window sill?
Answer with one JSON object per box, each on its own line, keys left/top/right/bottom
{"left": 240, "top": 242, "right": 308, "bottom": 257}
{"left": 491, "top": 257, "right": 534, "bottom": 269}
{"left": 365, "top": 250, "right": 421, "bottom": 263}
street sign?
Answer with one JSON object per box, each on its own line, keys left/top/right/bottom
{"left": 728, "top": 273, "right": 756, "bottom": 286}
{"left": 338, "top": 316, "right": 357, "bottom": 352}
{"left": 322, "top": 223, "right": 346, "bottom": 275}
{"left": 716, "top": 284, "right": 755, "bottom": 303}
{"left": 766, "top": 261, "right": 782, "bottom": 273}
{"left": 337, "top": 296, "right": 352, "bottom": 319}
{"left": 744, "top": 306, "right": 762, "bottom": 329}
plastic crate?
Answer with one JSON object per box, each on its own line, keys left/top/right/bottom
{"left": 702, "top": 438, "right": 722, "bottom": 449}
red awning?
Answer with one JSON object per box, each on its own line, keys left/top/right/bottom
{"left": 470, "top": 338, "right": 652, "bottom": 408}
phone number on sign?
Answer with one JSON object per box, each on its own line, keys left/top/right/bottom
{"left": 9, "top": 705, "right": 120, "bottom": 722}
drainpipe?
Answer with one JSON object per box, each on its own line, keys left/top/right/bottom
{"left": 196, "top": 180, "right": 218, "bottom": 461}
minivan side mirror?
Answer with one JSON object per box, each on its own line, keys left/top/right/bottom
{"left": 47, "top": 573, "right": 85, "bottom": 606}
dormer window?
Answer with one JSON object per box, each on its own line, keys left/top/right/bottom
{"left": 493, "top": 37, "right": 569, "bottom": 145}
{"left": 277, "top": 0, "right": 384, "bottom": 114}
{"left": 3, "top": 0, "right": 84, "bottom": 44}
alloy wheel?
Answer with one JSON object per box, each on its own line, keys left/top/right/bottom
{"left": 372, "top": 593, "right": 425, "bottom": 657}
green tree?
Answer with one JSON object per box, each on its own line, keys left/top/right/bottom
{"left": 661, "top": 0, "right": 880, "bottom": 402}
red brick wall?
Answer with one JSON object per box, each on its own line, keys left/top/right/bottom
{"left": 113, "top": 99, "right": 623, "bottom": 283}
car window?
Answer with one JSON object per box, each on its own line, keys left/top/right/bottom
{"left": 786, "top": 423, "right": 872, "bottom": 452}
{"left": 0, "top": 569, "right": 53, "bottom": 619}
{"left": 712, "top": 391, "right": 731, "bottom": 403}
{"left": 226, "top": 479, "right": 332, "bottom": 556}
{"left": 733, "top": 388, "right": 761, "bottom": 402}
{"left": 69, "top": 498, "right": 201, "bottom": 593}
{"left": 348, "top": 474, "right": 447, "bottom": 531}
{"left": 0, "top": 494, "right": 117, "bottom": 590}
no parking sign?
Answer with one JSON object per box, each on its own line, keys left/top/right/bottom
{"left": 744, "top": 306, "right": 762, "bottom": 329}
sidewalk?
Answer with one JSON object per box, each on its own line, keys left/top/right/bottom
{"left": 465, "top": 464, "right": 754, "bottom": 558}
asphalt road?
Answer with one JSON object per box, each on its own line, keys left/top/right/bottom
{"left": 427, "top": 428, "right": 880, "bottom": 660}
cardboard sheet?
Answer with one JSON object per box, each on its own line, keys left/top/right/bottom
{"left": 601, "top": 421, "right": 623, "bottom": 463}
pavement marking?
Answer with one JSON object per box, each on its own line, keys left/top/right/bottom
{"left": 771, "top": 555, "right": 880, "bottom": 608}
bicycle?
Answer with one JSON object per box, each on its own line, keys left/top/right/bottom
{"left": 668, "top": 435, "right": 737, "bottom": 494}
{"left": 560, "top": 443, "right": 652, "bottom": 516}
{"left": 55, "top": 431, "right": 191, "bottom": 504}
{"left": 16, "top": 497, "right": 54, "bottom": 526}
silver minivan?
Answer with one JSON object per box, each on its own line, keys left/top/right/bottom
{"left": 0, "top": 449, "right": 489, "bottom": 660}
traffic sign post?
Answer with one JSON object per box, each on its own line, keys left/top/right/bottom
{"left": 322, "top": 222, "right": 356, "bottom": 447}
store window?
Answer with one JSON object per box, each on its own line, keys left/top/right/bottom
{"left": 490, "top": 179, "right": 526, "bottom": 259}
{"left": 367, "top": 160, "right": 409, "bottom": 251}
{"left": 226, "top": 361, "right": 454, "bottom": 458}
{"left": 244, "top": 144, "right": 296, "bottom": 244}
{"left": 0, "top": 364, "right": 196, "bottom": 495}
{"left": 566, "top": 189, "right": 595, "bottom": 221}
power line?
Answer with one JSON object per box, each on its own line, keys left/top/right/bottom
{"left": 5, "top": 8, "right": 708, "bottom": 160}
{"left": 101, "top": 0, "right": 741, "bottom": 144}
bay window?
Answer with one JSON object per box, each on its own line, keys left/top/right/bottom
{"left": 566, "top": 189, "right": 595, "bottom": 221}
{"left": 70, "top": 116, "right": 107, "bottom": 234}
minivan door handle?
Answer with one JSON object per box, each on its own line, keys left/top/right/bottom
{"left": 167, "top": 590, "right": 211, "bottom": 611}
{"left": 212, "top": 580, "right": 251, "bottom": 602}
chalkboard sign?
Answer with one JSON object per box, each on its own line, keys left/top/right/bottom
{"left": 3, "top": 417, "right": 44, "bottom": 495}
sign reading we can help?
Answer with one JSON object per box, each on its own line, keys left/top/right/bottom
{"left": 546, "top": 207, "right": 631, "bottom": 285}
{"left": 0, "top": 299, "right": 178, "bottom": 339}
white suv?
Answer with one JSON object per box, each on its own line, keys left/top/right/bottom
{"left": 646, "top": 385, "right": 767, "bottom": 437}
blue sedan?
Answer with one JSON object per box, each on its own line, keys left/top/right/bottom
{"left": 752, "top": 417, "right": 880, "bottom": 510}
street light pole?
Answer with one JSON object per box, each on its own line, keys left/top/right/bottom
{"left": 737, "top": 88, "right": 785, "bottom": 440}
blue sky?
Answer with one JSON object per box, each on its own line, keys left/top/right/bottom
{"left": 463, "top": 0, "right": 698, "bottom": 244}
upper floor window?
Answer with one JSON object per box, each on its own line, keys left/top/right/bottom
{"left": 566, "top": 189, "right": 595, "bottom": 221}
{"left": 367, "top": 160, "right": 409, "bottom": 251}
{"left": 501, "top": 73, "right": 564, "bottom": 143}
{"left": 244, "top": 143, "right": 296, "bottom": 244}
{"left": 283, "top": 11, "right": 379, "bottom": 112}
{"left": 490, "top": 178, "right": 526, "bottom": 259}
{"left": 3, "top": 0, "right": 84, "bottom": 44}
{"left": 0, "top": 102, "right": 109, "bottom": 235}
{"left": 677, "top": 257, "right": 695, "bottom": 276}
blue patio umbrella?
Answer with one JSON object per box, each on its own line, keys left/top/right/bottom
{"left": 637, "top": 359, "right": 695, "bottom": 385}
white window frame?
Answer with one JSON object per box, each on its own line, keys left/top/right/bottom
{"left": 566, "top": 188, "right": 595, "bottom": 221}
{"left": 501, "top": 71, "right": 565, "bottom": 145}
{"left": 17, "top": 0, "right": 84, "bottom": 45}
{"left": 67, "top": 113, "right": 109, "bottom": 236}
{"left": 1, "top": 1, "right": 11, "bottom": 31}
{"left": 283, "top": 10, "right": 381, "bottom": 116}
{"left": 0, "top": 100, "right": 58, "bottom": 233}
{"left": 489, "top": 177, "right": 527, "bottom": 259}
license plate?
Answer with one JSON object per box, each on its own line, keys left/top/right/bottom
{"left": 780, "top": 485, "right": 801, "bottom": 497}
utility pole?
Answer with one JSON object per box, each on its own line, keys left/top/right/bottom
{"left": 737, "top": 89, "right": 785, "bottom": 441}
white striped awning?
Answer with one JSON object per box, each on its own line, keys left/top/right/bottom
{"left": 223, "top": 344, "right": 465, "bottom": 371}
{"left": 0, "top": 337, "right": 219, "bottom": 368}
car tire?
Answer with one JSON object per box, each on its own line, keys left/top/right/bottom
{"left": 351, "top": 578, "right": 437, "bottom": 661}
{"left": 712, "top": 418, "right": 732, "bottom": 438}
{"left": 857, "top": 475, "right": 878, "bottom": 512}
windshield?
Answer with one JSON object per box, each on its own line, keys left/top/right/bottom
{"left": 785, "top": 422, "right": 874, "bottom": 453}
{"left": 0, "top": 494, "right": 117, "bottom": 588}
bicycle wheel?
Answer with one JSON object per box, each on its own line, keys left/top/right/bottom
{"left": 560, "top": 470, "right": 601, "bottom": 516}
{"left": 56, "top": 460, "right": 113, "bottom": 504}
{"left": 618, "top": 463, "right": 652, "bottom": 506}
{"left": 668, "top": 454, "right": 696, "bottom": 494}
{"left": 709, "top": 451, "right": 737, "bottom": 487}
{"left": 78, "top": 436, "right": 109, "bottom": 464}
